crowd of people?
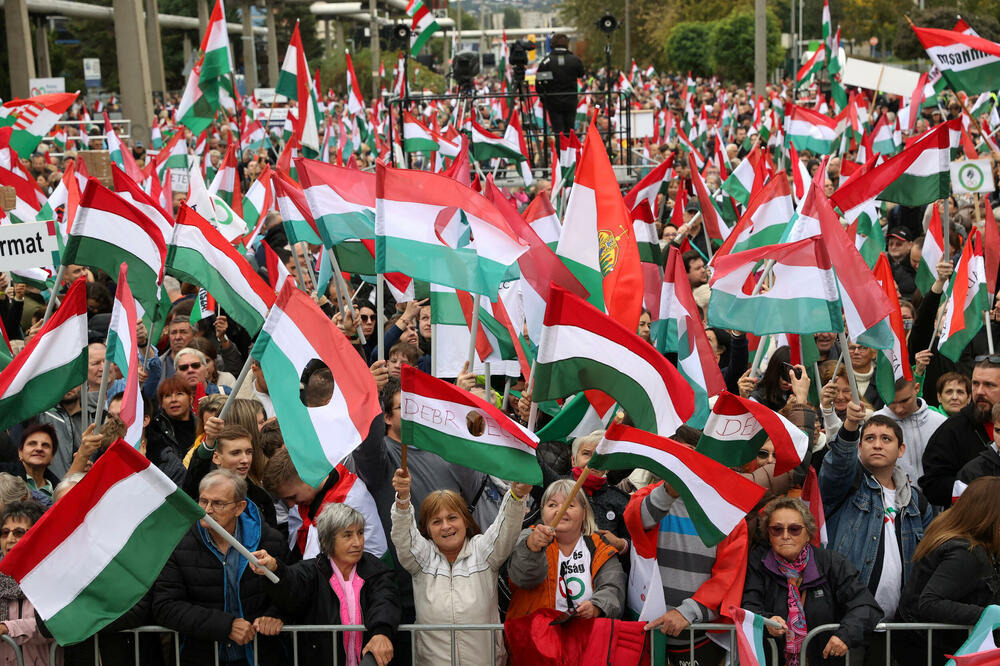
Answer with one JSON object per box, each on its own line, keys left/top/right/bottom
{"left": 2, "top": 45, "right": 1000, "bottom": 666}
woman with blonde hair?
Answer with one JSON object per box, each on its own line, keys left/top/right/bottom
{"left": 897, "top": 476, "right": 1000, "bottom": 663}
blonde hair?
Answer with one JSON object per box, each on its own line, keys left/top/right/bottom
{"left": 418, "top": 490, "right": 481, "bottom": 539}
{"left": 541, "top": 479, "right": 597, "bottom": 535}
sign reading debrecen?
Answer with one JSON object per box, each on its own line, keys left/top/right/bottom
{"left": 0, "top": 221, "right": 59, "bottom": 272}
{"left": 951, "top": 158, "right": 996, "bottom": 194}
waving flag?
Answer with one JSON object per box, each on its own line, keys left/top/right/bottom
{"left": 786, "top": 104, "right": 839, "bottom": 155}
{"left": 0, "top": 92, "right": 78, "bottom": 158}
{"left": 406, "top": 0, "right": 441, "bottom": 56}
{"left": 911, "top": 26, "right": 1000, "bottom": 95}
{"left": 939, "top": 228, "right": 988, "bottom": 362}
{"left": 106, "top": 264, "right": 143, "bottom": 447}
{"left": 796, "top": 44, "right": 826, "bottom": 88}
{"left": 944, "top": 606, "right": 1000, "bottom": 666}
{"left": 298, "top": 158, "right": 375, "bottom": 247}
{"left": 872, "top": 254, "right": 913, "bottom": 404}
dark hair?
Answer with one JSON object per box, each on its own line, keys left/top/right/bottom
{"left": 760, "top": 346, "right": 792, "bottom": 406}
{"left": 304, "top": 367, "right": 335, "bottom": 407}
{"left": 682, "top": 250, "right": 704, "bottom": 274}
{"left": 937, "top": 371, "right": 971, "bottom": 396}
{"left": 380, "top": 375, "right": 401, "bottom": 415}
{"left": 85, "top": 281, "right": 113, "bottom": 314}
{"left": 1, "top": 501, "right": 45, "bottom": 529}
{"left": 259, "top": 420, "right": 284, "bottom": 458}
{"left": 388, "top": 342, "right": 421, "bottom": 365}
{"left": 167, "top": 301, "right": 194, "bottom": 327}
{"left": 551, "top": 33, "right": 569, "bottom": 49}
{"left": 861, "top": 414, "right": 904, "bottom": 446}
{"left": 19, "top": 423, "right": 58, "bottom": 455}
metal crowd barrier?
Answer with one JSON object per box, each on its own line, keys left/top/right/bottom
{"left": 800, "top": 622, "right": 973, "bottom": 665}
{"left": 1, "top": 634, "right": 24, "bottom": 666}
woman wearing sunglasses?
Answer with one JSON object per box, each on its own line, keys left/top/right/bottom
{"left": 742, "top": 497, "right": 881, "bottom": 665}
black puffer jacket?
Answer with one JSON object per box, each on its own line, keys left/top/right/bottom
{"left": 151, "top": 503, "right": 289, "bottom": 665}
{"left": 742, "top": 543, "right": 882, "bottom": 665}
{"left": 265, "top": 553, "right": 400, "bottom": 664}
{"left": 957, "top": 447, "right": 1000, "bottom": 486}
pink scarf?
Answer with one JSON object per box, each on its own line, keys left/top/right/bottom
{"left": 774, "top": 545, "right": 811, "bottom": 666}
{"left": 328, "top": 558, "right": 365, "bottom": 666}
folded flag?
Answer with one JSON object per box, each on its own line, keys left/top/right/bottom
{"left": 298, "top": 158, "right": 375, "bottom": 247}
{"left": 106, "top": 264, "right": 144, "bottom": 447}
{"left": 400, "top": 365, "right": 541, "bottom": 484}
{"left": 696, "top": 391, "right": 809, "bottom": 475}
{"left": 728, "top": 606, "right": 770, "bottom": 666}
{"left": 533, "top": 285, "right": 694, "bottom": 436}
{"left": 590, "top": 423, "right": 765, "bottom": 546}
{"left": 0, "top": 438, "right": 204, "bottom": 645}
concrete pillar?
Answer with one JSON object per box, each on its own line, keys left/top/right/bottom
{"left": 334, "top": 21, "right": 344, "bottom": 52}
{"left": 5, "top": 0, "right": 36, "bottom": 98}
{"left": 369, "top": 0, "right": 379, "bottom": 100}
{"left": 183, "top": 32, "right": 194, "bottom": 66}
{"left": 35, "top": 19, "right": 51, "bottom": 78}
{"left": 114, "top": 0, "right": 155, "bottom": 145}
{"left": 324, "top": 19, "right": 332, "bottom": 55}
{"left": 145, "top": 0, "right": 167, "bottom": 94}
{"left": 754, "top": 0, "right": 766, "bottom": 95}
{"left": 443, "top": 29, "right": 451, "bottom": 65}
{"left": 242, "top": 1, "right": 258, "bottom": 92}
{"left": 197, "top": 0, "right": 209, "bottom": 35}
{"left": 265, "top": 0, "right": 279, "bottom": 86}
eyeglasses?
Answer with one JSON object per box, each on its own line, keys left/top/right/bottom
{"left": 177, "top": 362, "right": 202, "bottom": 372}
{"left": 756, "top": 449, "right": 774, "bottom": 460}
{"left": 975, "top": 355, "right": 1000, "bottom": 364}
{"left": 0, "top": 528, "right": 27, "bottom": 539}
{"left": 768, "top": 524, "right": 805, "bottom": 537}
{"left": 197, "top": 498, "right": 238, "bottom": 511}
{"left": 359, "top": 314, "right": 375, "bottom": 322}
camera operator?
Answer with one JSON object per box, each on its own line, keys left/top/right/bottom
{"left": 535, "top": 34, "right": 585, "bottom": 136}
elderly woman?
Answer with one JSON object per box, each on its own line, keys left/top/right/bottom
{"left": 0, "top": 501, "right": 56, "bottom": 665}
{"left": 390, "top": 468, "right": 531, "bottom": 665}
{"left": 251, "top": 503, "right": 399, "bottom": 666}
{"left": 507, "top": 479, "right": 627, "bottom": 620}
{"left": 743, "top": 497, "right": 881, "bottom": 665}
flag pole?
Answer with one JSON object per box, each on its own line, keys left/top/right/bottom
{"left": 41, "top": 265, "right": 67, "bottom": 325}
{"left": 327, "top": 248, "right": 366, "bottom": 346}
{"left": 376, "top": 274, "right": 386, "bottom": 362}
{"left": 218, "top": 353, "right": 256, "bottom": 422}
{"left": 836, "top": 331, "right": 861, "bottom": 404}
{"left": 942, "top": 199, "right": 952, "bottom": 264}
{"left": 466, "top": 302, "right": 480, "bottom": 369}
{"left": 501, "top": 377, "right": 512, "bottom": 411}
{"left": 93, "top": 357, "right": 113, "bottom": 431}
{"left": 81, "top": 381, "right": 90, "bottom": 428}
{"left": 484, "top": 361, "right": 491, "bottom": 399}
{"left": 525, "top": 359, "right": 539, "bottom": 431}
{"left": 549, "top": 465, "right": 590, "bottom": 528}
{"left": 749, "top": 334, "right": 771, "bottom": 379}
{"left": 201, "top": 514, "right": 280, "bottom": 583}
{"left": 985, "top": 312, "right": 995, "bottom": 355}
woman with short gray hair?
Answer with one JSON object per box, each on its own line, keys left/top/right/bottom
{"left": 251, "top": 503, "right": 399, "bottom": 666}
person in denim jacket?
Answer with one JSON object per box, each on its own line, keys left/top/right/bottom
{"left": 818, "top": 402, "right": 933, "bottom": 623}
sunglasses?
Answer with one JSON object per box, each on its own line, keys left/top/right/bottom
{"left": 769, "top": 524, "right": 805, "bottom": 537}
{"left": 177, "top": 362, "right": 202, "bottom": 372}
{"left": 359, "top": 314, "right": 375, "bottom": 322}
{"left": 975, "top": 355, "right": 1000, "bottom": 363}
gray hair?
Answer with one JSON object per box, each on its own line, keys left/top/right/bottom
{"left": 53, "top": 473, "right": 86, "bottom": 502}
{"left": 571, "top": 430, "right": 605, "bottom": 462}
{"left": 759, "top": 496, "right": 816, "bottom": 540}
{"left": 0, "top": 474, "right": 30, "bottom": 506}
{"left": 315, "top": 503, "right": 365, "bottom": 556}
{"left": 175, "top": 347, "right": 209, "bottom": 367}
{"left": 200, "top": 469, "right": 247, "bottom": 502}
{"left": 541, "top": 478, "right": 597, "bottom": 536}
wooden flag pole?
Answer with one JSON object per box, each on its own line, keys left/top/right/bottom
{"left": 549, "top": 466, "right": 590, "bottom": 528}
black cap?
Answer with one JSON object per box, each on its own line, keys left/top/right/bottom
{"left": 887, "top": 226, "right": 912, "bottom": 242}
{"left": 684, "top": 199, "right": 700, "bottom": 213}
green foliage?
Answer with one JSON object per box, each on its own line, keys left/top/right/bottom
{"left": 708, "top": 8, "right": 784, "bottom": 83}
{"left": 319, "top": 49, "right": 446, "bottom": 100}
{"left": 503, "top": 7, "right": 522, "bottom": 30}
{"left": 664, "top": 22, "right": 713, "bottom": 78}
{"left": 893, "top": 8, "right": 1000, "bottom": 59}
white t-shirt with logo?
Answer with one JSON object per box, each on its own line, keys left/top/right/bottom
{"left": 556, "top": 536, "right": 594, "bottom": 612}
{"left": 874, "top": 487, "right": 902, "bottom": 620}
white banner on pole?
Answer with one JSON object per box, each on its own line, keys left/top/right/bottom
{"left": 0, "top": 221, "right": 59, "bottom": 272}
{"left": 951, "top": 159, "right": 996, "bottom": 194}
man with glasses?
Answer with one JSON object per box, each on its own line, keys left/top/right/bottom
{"left": 873, "top": 378, "right": 946, "bottom": 487}
{"left": 153, "top": 469, "right": 288, "bottom": 666}
{"left": 174, "top": 347, "right": 231, "bottom": 396}
{"left": 920, "top": 356, "right": 1000, "bottom": 506}
{"left": 160, "top": 303, "right": 197, "bottom": 379}
{"left": 819, "top": 404, "right": 932, "bottom": 633}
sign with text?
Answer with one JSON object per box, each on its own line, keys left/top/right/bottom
{"left": 29, "top": 78, "right": 66, "bottom": 96}
{"left": 0, "top": 221, "right": 59, "bottom": 272}
{"left": 83, "top": 58, "right": 101, "bottom": 88}
{"left": 951, "top": 159, "right": 995, "bottom": 194}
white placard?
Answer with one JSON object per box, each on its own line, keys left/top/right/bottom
{"left": 0, "top": 222, "right": 59, "bottom": 272}
{"left": 253, "top": 88, "right": 287, "bottom": 105}
{"left": 951, "top": 159, "right": 996, "bottom": 194}
{"left": 841, "top": 58, "right": 921, "bottom": 98}
{"left": 29, "top": 77, "right": 65, "bottom": 96}
{"left": 83, "top": 58, "right": 101, "bottom": 87}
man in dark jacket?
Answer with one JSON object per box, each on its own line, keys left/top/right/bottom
{"left": 153, "top": 470, "right": 288, "bottom": 666}
{"left": 919, "top": 358, "right": 1000, "bottom": 506}
{"left": 955, "top": 401, "right": 1000, "bottom": 490}
{"left": 535, "top": 34, "right": 585, "bottom": 136}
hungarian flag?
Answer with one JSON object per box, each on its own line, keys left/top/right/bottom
{"left": 728, "top": 606, "right": 770, "bottom": 666}
{"left": 911, "top": 25, "right": 1000, "bottom": 95}
{"left": 402, "top": 111, "right": 440, "bottom": 153}
{"left": 0, "top": 278, "right": 88, "bottom": 431}
{"left": 262, "top": 242, "right": 293, "bottom": 292}
{"left": 715, "top": 172, "right": 794, "bottom": 259}
{"left": 688, "top": 152, "right": 725, "bottom": 242}
{"left": 469, "top": 117, "right": 526, "bottom": 164}
{"left": 623, "top": 154, "right": 673, "bottom": 219}
{"left": 721, "top": 143, "right": 765, "bottom": 207}
{"left": 298, "top": 158, "right": 375, "bottom": 247}
{"left": 207, "top": 142, "right": 243, "bottom": 220}
{"left": 251, "top": 281, "right": 381, "bottom": 487}
{"left": 375, "top": 162, "right": 528, "bottom": 297}
{"left": 796, "top": 43, "right": 826, "bottom": 88}
{"left": 0, "top": 166, "right": 43, "bottom": 223}
{"left": 533, "top": 285, "right": 694, "bottom": 436}
{"left": 167, "top": 205, "right": 275, "bottom": 335}
{"left": 630, "top": 202, "right": 663, "bottom": 314}
{"left": 786, "top": 104, "right": 839, "bottom": 155}
{"left": 695, "top": 391, "right": 809, "bottom": 475}
{"left": 939, "top": 228, "right": 989, "bottom": 362}
{"left": 63, "top": 179, "right": 167, "bottom": 314}
{"left": 708, "top": 238, "right": 842, "bottom": 336}
{"left": 176, "top": 60, "right": 215, "bottom": 134}
{"left": 0, "top": 439, "right": 203, "bottom": 645}
{"left": 106, "top": 264, "right": 143, "bottom": 447}
{"left": 199, "top": 0, "right": 233, "bottom": 82}
{"left": 190, "top": 287, "right": 217, "bottom": 324}
{"left": 944, "top": 606, "right": 1000, "bottom": 665}
{"left": 406, "top": 0, "right": 441, "bottom": 56}
{"left": 872, "top": 254, "right": 913, "bottom": 404}
{"left": 242, "top": 165, "right": 274, "bottom": 247}
{"left": 400, "top": 366, "right": 542, "bottom": 484}
{"left": 535, "top": 392, "right": 613, "bottom": 445}
{"left": 103, "top": 112, "right": 142, "bottom": 183}
{"left": 276, "top": 21, "right": 321, "bottom": 153}
{"left": 590, "top": 423, "right": 765, "bottom": 546}
{"left": 0, "top": 92, "right": 78, "bottom": 158}
{"left": 832, "top": 119, "right": 958, "bottom": 209}
{"left": 344, "top": 49, "right": 365, "bottom": 117}
{"left": 112, "top": 166, "right": 174, "bottom": 241}
{"left": 272, "top": 167, "right": 322, "bottom": 246}
{"left": 522, "top": 191, "right": 561, "bottom": 250}
{"left": 789, "top": 142, "right": 812, "bottom": 202}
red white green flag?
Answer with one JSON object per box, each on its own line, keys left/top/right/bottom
{"left": 298, "top": 158, "right": 376, "bottom": 248}
{"left": 590, "top": 423, "right": 765, "bottom": 546}
{"left": 0, "top": 438, "right": 204, "bottom": 645}
{"left": 873, "top": 254, "right": 914, "bottom": 404}
{"left": 406, "top": 0, "right": 441, "bottom": 56}
{"left": 796, "top": 43, "right": 826, "bottom": 88}
{"left": 715, "top": 172, "right": 794, "bottom": 259}
{"left": 786, "top": 104, "right": 839, "bottom": 155}
{"left": 944, "top": 605, "right": 1000, "bottom": 665}
{"left": 207, "top": 141, "right": 243, "bottom": 220}
{"left": 400, "top": 365, "right": 541, "bottom": 484}
{"left": 198, "top": 0, "right": 233, "bottom": 81}
{"left": 0, "top": 278, "right": 88, "bottom": 431}
{"left": 107, "top": 264, "right": 143, "bottom": 447}
{"left": 251, "top": 281, "right": 381, "bottom": 487}
{"left": 728, "top": 606, "right": 770, "bottom": 666}
{"left": 939, "top": 228, "right": 989, "bottom": 362}
{"left": 0, "top": 92, "right": 78, "bottom": 158}
{"left": 344, "top": 49, "right": 366, "bottom": 116}
{"left": 911, "top": 25, "right": 1000, "bottom": 95}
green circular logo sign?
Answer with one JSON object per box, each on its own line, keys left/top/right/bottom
{"left": 958, "top": 162, "right": 985, "bottom": 192}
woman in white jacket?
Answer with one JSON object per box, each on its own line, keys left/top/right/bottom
{"left": 390, "top": 468, "right": 529, "bottom": 665}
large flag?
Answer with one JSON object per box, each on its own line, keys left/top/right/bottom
{"left": 939, "top": 228, "right": 988, "bottom": 362}
{"left": 251, "top": 281, "right": 381, "bottom": 487}
{"left": 533, "top": 285, "right": 694, "bottom": 436}
{"left": 0, "top": 278, "right": 88, "bottom": 431}
{"left": 63, "top": 179, "right": 167, "bottom": 313}
{"left": 106, "top": 264, "right": 143, "bottom": 447}
{"left": 872, "top": 254, "right": 913, "bottom": 404}
{"left": 406, "top": 0, "right": 441, "bottom": 56}
{"left": 786, "top": 104, "right": 839, "bottom": 155}
{"left": 276, "top": 21, "right": 321, "bottom": 153}
{"left": 0, "top": 92, "right": 78, "bottom": 158}
{"left": 167, "top": 205, "right": 275, "bottom": 335}
{"left": 832, "top": 119, "right": 958, "bottom": 209}
{"left": 715, "top": 174, "right": 794, "bottom": 258}
{"left": 696, "top": 391, "right": 809, "bottom": 475}
{"left": 375, "top": 163, "right": 528, "bottom": 297}
{"left": 198, "top": 0, "right": 234, "bottom": 81}
{"left": 590, "top": 423, "right": 765, "bottom": 546}
{"left": 0, "top": 439, "right": 203, "bottom": 645}
{"left": 400, "top": 366, "right": 542, "bottom": 484}
{"left": 911, "top": 26, "right": 1000, "bottom": 95}
{"left": 944, "top": 605, "right": 1000, "bottom": 666}
{"left": 298, "top": 158, "right": 375, "bottom": 247}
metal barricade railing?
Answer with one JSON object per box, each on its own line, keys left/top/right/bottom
{"left": 800, "top": 622, "right": 973, "bottom": 665}
{"left": 1, "top": 634, "right": 24, "bottom": 666}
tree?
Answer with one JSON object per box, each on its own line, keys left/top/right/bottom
{"left": 503, "top": 7, "right": 522, "bottom": 30}
{"left": 664, "top": 22, "right": 714, "bottom": 78}
{"left": 708, "top": 8, "right": 784, "bottom": 83}
{"left": 893, "top": 7, "right": 1000, "bottom": 60}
